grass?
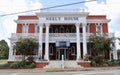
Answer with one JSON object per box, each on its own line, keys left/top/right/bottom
{"left": 0, "top": 59, "right": 10, "bottom": 69}
{"left": 0, "top": 59, "right": 7, "bottom": 63}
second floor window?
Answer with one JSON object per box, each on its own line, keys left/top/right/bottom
{"left": 86, "top": 24, "right": 89, "bottom": 33}
{"left": 22, "top": 24, "right": 28, "bottom": 33}
{"left": 35, "top": 25, "right": 39, "bottom": 33}
{"left": 96, "top": 25, "right": 102, "bottom": 33}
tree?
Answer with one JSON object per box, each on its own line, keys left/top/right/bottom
{"left": 0, "top": 40, "right": 9, "bottom": 59}
{"left": 89, "top": 33, "right": 113, "bottom": 57}
{"left": 13, "top": 38, "right": 38, "bottom": 61}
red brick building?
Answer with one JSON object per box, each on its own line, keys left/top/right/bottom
{"left": 8, "top": 11, "right": 114, "bottom": 68}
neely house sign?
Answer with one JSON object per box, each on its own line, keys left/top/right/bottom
{"left": 46, "top": 17, "right": 79, "bottom": 21}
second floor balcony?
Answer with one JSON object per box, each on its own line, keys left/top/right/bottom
{"left": 10, "top": 33, "right": 114, "bottom": 42}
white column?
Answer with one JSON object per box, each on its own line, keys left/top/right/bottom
{"left": 45, "top": 23, "right": 50, "bottom": 61}
{"left": 38, "top": 23, "right": 43, "bottom": 59}
{"left": 82, "top": 23, "right": 87, "bottom": 57}
{"left": 8, "top": 42, "right": 14, "bottom": 61}
{"left": 113, "top": 40, "right": 118, "bottom": 60}
{"left": 76, "top": 23, "right": 81, "bottom": 60}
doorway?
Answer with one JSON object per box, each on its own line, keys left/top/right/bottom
{"left": 56, "top": 48, "right": 68, "bottom": 60}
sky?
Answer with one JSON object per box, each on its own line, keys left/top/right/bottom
{"left": 0, "top": 0, "right": 120, "bottom": 45}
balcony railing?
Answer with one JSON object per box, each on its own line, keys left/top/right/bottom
{"left": 11, "top": 33, "right": 114, "bottom": 42}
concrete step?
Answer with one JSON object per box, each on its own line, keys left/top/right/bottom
{"left": 44, "top": 60, "right": 82, "bottom": 68}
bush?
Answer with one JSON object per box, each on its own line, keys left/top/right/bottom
{"left": 29, "top": 63, "right": 36, "bottom": 68}
{"left": 10, "top": 61, "right": 21, "bottom": 69}
{"left": 10, "top": 59, "right": 36, "bottom": 69}
{"left": 91, "top": 60, "right": 97, "bottom": 67}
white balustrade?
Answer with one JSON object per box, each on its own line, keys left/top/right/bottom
{"left": 11, "top": 33, "right": 114, "bottom": 42}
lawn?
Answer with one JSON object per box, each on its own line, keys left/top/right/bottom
{"left": 0, "top": 59, "right": 7, "bottom": 64}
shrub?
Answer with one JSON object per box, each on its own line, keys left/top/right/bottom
{"left": 29, "top": 63, "right": 36, "bottom": 68}
{"left": 10, "top": 61, "right": 21, "bottom": 69}
{"left": 91, "top": 60, "right": 97, "bottom": 67}
{"left": 10, "top": 60, "right": 36, "bottom": 69}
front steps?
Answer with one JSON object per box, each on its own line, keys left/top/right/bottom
{"left": 44, "top": 60, "right": 83, "bottom": 68}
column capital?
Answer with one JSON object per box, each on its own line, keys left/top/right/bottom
{"left": 38, "top": 23, "right": 43, "bottom": 27}
{"left": 82, "top": 23, "right": 87, "bottom": 26}
{"left": 75, "top": 23, "right": 80, "bottom": 27}
{"left": 45, "top": 23, "right": 50, "bottom": 27}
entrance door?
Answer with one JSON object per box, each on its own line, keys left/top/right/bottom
{"left": 56, "top": 48, "right": 68, "bottom": 60}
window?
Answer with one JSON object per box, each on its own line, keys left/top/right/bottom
{"left": 49, "top": 45, "right": 53, "bottom": 55}
{"left": 71, "top": 26, "right": 76, "bottom": 33}
{"left": 71, "top": 46, "right": 75, "bottom": 55}
{"left": 86, "top": 24, "right": 89, "bottom": 33}
{"left": 22, "top": 24, "right": 28, "bottom": 33}
{"left": 35, "top": 24, "right": 39, "bottom": 33}
{"left": 55, "top": 28, "right": 58, "bottom": 33}
{"left": 34, "top": 48, "right": 38, "bottom": 55}
{"left": 60, "top": 25, "right": 64, "bottom": 33}
{"left": 49, "top": 27, "right": 53, "bottom": 33}
{"left": 66, "top": 28, "right": 69, "bottom": 33}
{"left": 96, "top": 23, "right": 102, "bottom": 33}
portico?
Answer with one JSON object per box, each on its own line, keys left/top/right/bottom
{"left": 36, "top": 11, "right": 89, "bottom": 61}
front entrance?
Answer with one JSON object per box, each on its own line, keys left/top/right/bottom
{"left": 56, "top": 48, "right": 68, "bottom": 60}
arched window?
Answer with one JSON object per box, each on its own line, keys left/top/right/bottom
{"left": 66, "top": 27, "right": 69, "bottom": 33}
{"left": 71, "top": 26, "right": 76, "bottom": 33}
{"left": 49, "top": 26, "right": 53, "bottom": 33}
{"left": 60, "top": 25, "right": 64, "bottom": 33}
{"left": 55, "top": 28, "right": 58, "bottom": 33}
{"left": 49, "top": 45, "right": 53, "bottom": 55}
{"left": 71, "top": 46, "right": 75, "bottom": 55}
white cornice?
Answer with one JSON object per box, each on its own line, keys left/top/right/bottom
{"left": 87, "top": 19, "right": 111, "bottom": 23}
{"left": 14, "top": 20, "right": 39, "bottom": 24}
{"left": 36, "top": 12, "right": 89, "bottom": 17}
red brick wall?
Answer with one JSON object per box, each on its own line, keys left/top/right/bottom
{"left": 28, "top": 24, "right": 35, "bottom": 33}
{"left": 90, "top": 23, "right": 96, "bottom": 33}
{"left": 18, "top": 16, "right": 38, "bottom": 20}
{"left": 78, "top": 61, "right": 91, "bottom": 67}
{"left": 36, "top": 62, "right": 48, "bottom": 68}
{"left": 16, "top": 24, "right": 22, "bottom": 33}
{"left": 102, "top": 23, "right": 108, "bottom": 33}
{"left": 87, "top": 15, "right": 106, "bottom": 19}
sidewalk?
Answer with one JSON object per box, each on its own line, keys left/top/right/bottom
{"left": 0, "top": 67, "right": 120, "bottom": 73}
